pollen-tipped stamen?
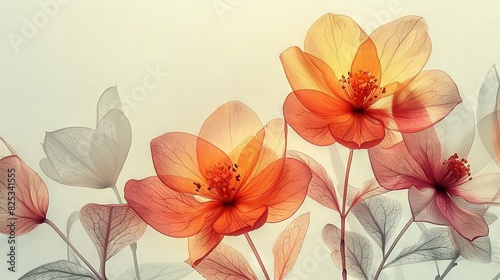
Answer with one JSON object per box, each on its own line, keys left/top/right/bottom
{"left": 442, "top": 153, "right": 472, "bottom": 182}
{"left": 339, "top": 69, "right": 385, "bottom": 108}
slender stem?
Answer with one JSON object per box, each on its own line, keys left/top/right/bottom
{"left": 436, "top": 255, "right": 459, "bottom": 280}
{"left": 493, "top": 272, "right": 500, "bottom": 280}
{"left": 340, "top": 149, "right": 354, "bottom": 280}
{"left": 373, "top": 217, "right": 413, "bottom": 280}
{"left": 111, "top": 184, "right": 141, "bottom": 280}
{"left": 45, "top": 219, "right": 104, "bottom": 280}
{"left": 244, "top": 233, "right": 270, "bottom": 280}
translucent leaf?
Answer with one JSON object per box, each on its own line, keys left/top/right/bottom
{"left": 66, "top": 211, "right": 81, "bottom": 264}
{"left": 80, "top": 204, "right": 147, "bottom": 277}
{"left": 348, "top": 178, "right": 389, "bottom": 212}
{"left": 19, "top": 260, "right": 98, "bottom": 280}
{"left": 273, "top": 213, "right": 310, "bottom": 280}
{"left": 352, "top": 195, "right": 402, "bottom": 254}
{"left": 449, "top": 227, "right": 492, "bottom": 262}
{"left": 192, "top": 243, "right": 257, "bottom": 280}
{"left": 0, "top": 136, "right": 16, "bottom": 158}
{"left": 119, "top": 262, "right": 193, "bottom": 280}
{"left": 386, "top": 228, "right": 459, "bottom": 267}
{"left": 96, "top": 86, "right": 124, "bottom": 124}
{"left": 287, "top": 150, "right": 339, "bottom": 211}
{"left": 484, "top": 211, "right": 498, "bottom": 225}
{"left": 323, "top": 224, "right": 373, "bottom": 279}
{"left": 476, "top": 65, "right": 500, "bottom": 122}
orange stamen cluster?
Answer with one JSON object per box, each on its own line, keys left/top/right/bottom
{"left": 442, "top": 153, "right": 472, "bottom": 182}
{"left": 194, "top": 163, "right": 240, "bottom": 196}
{"left": 339, "top": 69, "right": 385, "bottom": 107}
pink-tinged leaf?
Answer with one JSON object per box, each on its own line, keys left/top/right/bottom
{"left": 287, "top": 150, "right": 339, "bottom": 211}
{"left": 0, "top": 155, "right": 48, "bottom": 235}
{"left": 191, "top": 243, "right": 257, "bottom": 280}
{"left": 273, "top": 213, "right": 310, "bottom": 280}
{"left": 348, "top": 178, "right": 389, "bottom": 212}
{"left": 80, "top": 203, "right": 147, "bottom": 277}
{"left": 323, "top": 224, "right": 373, "bottom": 280}
{"left": 0, "top": 137, "right": 16, "bottom": 158}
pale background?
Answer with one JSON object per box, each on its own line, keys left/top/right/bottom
{"left": 1, "top": 0, "right": 500, "bottom": 279}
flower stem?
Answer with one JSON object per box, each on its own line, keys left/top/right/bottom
{"left": 340, "top": 149, "right": 354, "bottom": 280}
{"left": 111, "top": 184, "right": 141, "bottom": 280}
{"left": 373, "top": 217, "right": 413, "bottom": 280}
{"left": 45, "top": 218, "right": 104, "bottom": 280}
{"left": 436, "top": 255, "right": 459, "bottom": 280}
{"left": 244, "top": 232, "right": 270, "bottom": 280}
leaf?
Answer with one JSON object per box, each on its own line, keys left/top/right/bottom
{"left": 476, "top": 65, "right": 500, "bottom": 122}
{"left": 386, "top": 227, "right": 459, "bottom": 267}
{"left": 192, "top": 243, "right": 258, "bottom": 280}
{"left": 0, "top": 136, "right": 16, "bottom": 158}
{"left": 287, "top": 150, "right": 339, "bottom": 211}
{"left": 323, "top": 224, "right": 373, "bottom": 279}
{"left": 449, "top": 227, "right": 492, "bottom": 262}
{"left": 66, "top": 211, "right": 81, "bottom": 264}
{"left": 352, "top": 195, "right": 402, "bottom": 254}
{"left": 348, "top": 178, "right": 389, "bottom": 211}
{"left": 96, "top": 86, "right": 124, "bottom": 124}
{"left": 80, "top": 204, "right": 147, "bottom": 276}
{"left": 273, "top": 212, "right": 310, "bottom": 280}
{"left": 119, "top": 262, "right": 194, "bottom": 280}
{"left": 19, "top": 260, "right": 98, "bottom": 280}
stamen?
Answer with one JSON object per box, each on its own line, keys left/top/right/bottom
{"left": 193, "top": 162, "right": 241, "bottom": 196}
{"left": 442, "top": 153, "right": 472, "bottom": 181}
{"left": 339, "top": 69, "right": 385, "bottom": 107}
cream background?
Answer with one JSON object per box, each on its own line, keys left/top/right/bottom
{"left": 1, "top": 0, "right": 500, "bottom": 279}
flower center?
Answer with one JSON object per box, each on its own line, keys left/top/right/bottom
{"left": 442, "top": 153, "right": 472, "bottom": 182}
{"left": 339, "top": 69, "right": 385, "bottom": 108}
{"left": 194, "top": 163, "right": 241, "bottom": 200}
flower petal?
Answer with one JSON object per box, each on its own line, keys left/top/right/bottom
{"left": 370, "top": 16, "right": 431, "bottom": 87}
{"left": 124, "top": 176, "right": 221, "bottom": 237}
{"left": 283, "top": 92, "right": 336, "bottom": 146}
{"left": 0, "top": 155, "right": 48, "bottom": 235}
{"left": 96, "top": 86, "right": 124, "bottom": 124}
{"left": 211, "top": 203, "right": 268, "bottom": 236}
{"left": 408, "top": 186, "right": 449, "bottom": 226}
{"left": 392, "top": 70, "right": 461, "bottom": 133}
{"left": 436, "top": 194, "right": 489, "bottom": 241}
{"left": 198, "top": 101, "right": 263, "bottom": 158}
{"left": 351, "top": 37, "right": 381, "bottom": 83}
{"left": 369, "top": 142, "right": 429, "bottom": 190}
{"left": 305, "top": 13, "right": 368, "bottom": 79}
{"left": 329, "top": 112, "right": 385, "bottom": 149}
{"left": 401, "top": 127, "right": 442, "bottom": 182}
{"left": 450, "top": 174, "right": 500, "bottom": 205}
{"left": 188, "top": 223, "right": 224, "bottom": 266}
{"left": 478, "top": 111, "right": 500, "bottom": 167}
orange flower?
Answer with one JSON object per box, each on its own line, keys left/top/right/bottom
{"left": 124, "top": 101, "right": 311, "bottom": 265}
{"left": 280, "top": 14, "right": 461, "bottom": 149}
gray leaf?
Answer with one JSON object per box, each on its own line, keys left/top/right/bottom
{"left": 120, "top": 262, "right": 193, "bottom": 280}
{"left": 323, "top": 224, "right": 373, "bottom": 279}
{"left": 449, "top": 227, "right": 492, "bottom": 262}
{"left": 476, "top": 65, "right": 500, "bottom": 122}
{"left": 19, "top": 260, "right": 98, "bottom": 280}
{"left": 386, "top": 228, "right": 459, "bottom": 267}
{"left": 97, "top": 86, "right": 123, "bottom": 124}
{"left": 352, "top": 195, "right": 402, "bottom": 254}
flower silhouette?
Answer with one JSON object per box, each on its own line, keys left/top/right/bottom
{"left": 125, "top": 101, "right": 311, "bottom": 265}
{"left": 0, "top": 155, "right": 48, "bottom": 235}
{"left": 280, "top": 13, "right": 461, "bottom": 149}
{"left": 40, "top": 87, "right": 131, "bottom": 189}
{"left": 369, "top": 103, "right": 500, "bottom": 240}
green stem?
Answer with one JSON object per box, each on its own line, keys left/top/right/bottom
{"left": 436, "top": 255, "right": 459, "bottom": 280}
{"left": 244, "top": 233, "right": 270, "bottom": 280}
{"left": 340, "top": 149, "right": 354, "bottom": 280}
{"left": 373, "top": 217, "right": 413, "bottom": 280}
{"left": 45, "top": 219, "right": 104, "bottom": 280}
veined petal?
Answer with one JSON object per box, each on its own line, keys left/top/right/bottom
{"left": 436, "top": 194, "right": 489, "bottom": 241}
{"left": 478, "top": 111, "right": 500, "bottom": 167}
{"left": 188, "top": 223, "right": 224, "bottom": 266}
{"left": 393, "top": 70, "right": 461, "bottom": 133}
{"left": 198, "top": 101, "right": 263, "bottom": 157}
{"left": 401, "top": 127, "right": 442, "bottom": 182}
{"left": 408, "top": 186, "right": 449, "bottom": 226}
{"left": 211, "top": 203, "right": 268, "bottom": 236}
{"left": 450, "top": 174, "right": 500, "bottom": 205}
{"left": 236, "top": 160, "right": 284, "bottom": 199}
{"left": 283, "top": 92, "right": 336, "bottom": 146}
{"left": 369, "top": 142, "right": 429, "bottom": 190}
{"left": 328, "top": 112, "right": 385, "bottom": 149}
{"left": 370, "top": 16, "right": 431, "bottom": 87}
{"left": 351, "top": 37, "right": 381, "bottom": 83}
{"left": 305, "top": 14, "right": 368, "bottom": 80}
{"left": 231, "top": 127, "right": 265, "bottom": 189}
{"left": 124, "top": 176, "right": 221, "bottom": 238}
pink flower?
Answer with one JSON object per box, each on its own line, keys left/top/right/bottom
{"left": 369, "top": 104, "right": 500, "bottom": 240}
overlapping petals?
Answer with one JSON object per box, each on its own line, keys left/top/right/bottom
{"left": 370, "top": 103, "right": 500, "bottom": 240}
{"left": 281, "top": 13, "right": 461, "bottom": 149}
{"left": 125, "top": 101, "right": 311, "bottom": 265}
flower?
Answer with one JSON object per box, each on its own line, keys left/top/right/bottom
{"left": 0, "top": 155, "right": 49, "bottom": 235}
{"left": 124, "top": 101, "right": 312, "bottom": 265}
{"left": 280, "top": 13, "right": 461, "bottom": 149}
{"left": 369, "top": 103, "right": 500, "bottom": 240}
{"left": 40, "top": 87, "right": 131, "bottom": 189}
